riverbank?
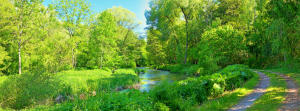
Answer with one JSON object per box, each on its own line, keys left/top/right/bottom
{"left": 0, "top": 65, "right": 256, "bottom": 110}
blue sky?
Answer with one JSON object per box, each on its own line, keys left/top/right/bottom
{"left": 43, "top": 0, "right": 150, "bottom": 35}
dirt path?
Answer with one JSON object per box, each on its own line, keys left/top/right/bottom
{"left": 268, "top": 71, "right": 300, "bottom": 111}
{"left": 228, "top": 71, "right": 270, "bottom": 111}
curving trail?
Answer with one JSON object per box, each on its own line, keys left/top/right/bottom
{"left": 269, "top": 72, "right": 300, "bottom": 111}
{"left": 228, "top": 71, "right": 270, "bottom": 111}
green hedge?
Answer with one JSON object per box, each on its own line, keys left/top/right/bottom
{"left": 150, "top": 64, "right": 255, "bottom": 110}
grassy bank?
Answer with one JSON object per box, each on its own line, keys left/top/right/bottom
{"left": 196, "top": 72, "right": 259, "bottom": 110}
{"left": 55, "top": 69, "right": 138, "bottom": 93}
{"left": 0, "top": 65, "right": 256, "bottom": 110}
{"left": 155, "top": 64, "right": 218, "bottom": 76}
{"left": 0, "top": 68, "right": 140, "bottom": 110}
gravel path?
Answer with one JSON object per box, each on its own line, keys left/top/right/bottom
{"left": 228, "top": 71, "right": 270, "bottom": 111}
{"left": 269, "top": 72, "right": 300, "bottom": 111}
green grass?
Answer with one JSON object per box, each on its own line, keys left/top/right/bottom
{"left": 55, "top": 69, "right": 139, "bottom": 93}
{"left": 246, "top": 72, "right": 287, "bottom": 111}
{"left": 0, "top": 69, "right": 139, "bottom": 110}
{"left": 55, "top": 69, "right": 113, "bottom": 93}
{"left": 195, "top": 71, "right": 260, "bottom": 111}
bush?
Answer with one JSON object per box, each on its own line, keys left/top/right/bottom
{"left": 36, "top": 90, "right": 169, "bottom": 111}
{"left": 199, "top": 25, "right": 247, "bottom": 67}
{"left": 219, "top": 64, "right": 254, "bottom": 90}
{"left": 135, "top": 68, "right": 147, "bottom": 74}
{"left": 157, "top": 64, "right": 207, "bottom": 76}
{"left": 0, "top": 73, "right": 67, "bottom": 109}
{"left": 150, "top": 78, "right": 210, "bottom": 110}
{"left": 150, "top": 64, "right": 254, "bottom": 110}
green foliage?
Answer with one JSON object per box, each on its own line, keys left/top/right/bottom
{"left": 114, "top": 69, "right": 136, "bottom": 75}
{"left": 157, "top": 64, "right": 212, "bottom": 76}
{"left": 219, "top": 64, "right": 254, "bottom": 90}
{"left": 82, "top": 7, "right": 146, "bottom": 69}
{"left": 199, "top": 25, "right": 247, "bottom": 66}
{"left": 56, "top": 69, "right": 139, "bottom": 93}
{"left": 198, "top": 72, "right": 260, "bottom": 110}
{"left": 0, "top": 46, "right": 9, "bottom": 75}
{"left": 135, "top": 68, "right": 147, "bottom": 74}
{"left": 150, "top": 64, "right": 254, "bottom": 110}
{"left": 0, "top": 0, "right": 299, "bottom": 110}
{"left": 34, "top": 90, "right": 169, "bottom": 111}
{"left": 86, "top": 11, "right": 118, "bottom": 69}
{"left": 56, "top": 69, "right": 112, "bottom": 93}
{"left": 0, "top": 73, "right": 66, "bottom": 109}
{"left": 0, "top": 68, "right": 141, "bottom": 110}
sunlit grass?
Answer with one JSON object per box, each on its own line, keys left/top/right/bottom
{"left": 55, "top": 69, "right": 113, "bottom": 93}
{"left": 196, "top": 71, "right": 260, "bottom": 111}
{"left": 246, "top": 72, "right": 286, "bottom": 111}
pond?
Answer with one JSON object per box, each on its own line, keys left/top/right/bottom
{"left": 138, "top": 67, "right": 186, "bottom": 92}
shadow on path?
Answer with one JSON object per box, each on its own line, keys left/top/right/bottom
{"left": 228, "top": 71, "right": 270, "bottom": 111}
{"left": 268, "top": 71, "right": 300, "bottom": 111}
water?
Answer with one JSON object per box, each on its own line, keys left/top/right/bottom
{"left": 138, "top": 67, "right": 186, "bottom": 92}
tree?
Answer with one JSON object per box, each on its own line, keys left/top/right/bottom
{"left": 88, "top": 11, "right": 118, "bottom": 69}
{"left": 0, "top": 0, "right": 14, "bottom": 74}
{"left": 54, "top": 0, "right": 90, "bottom": 68}
{"left": 199, "top": 25, "right": 247, "bottom": 66}
{"left": 146, "top": 29, "right": 167, "bottom": 65}
{"left": 10, "top": 0, "right": 49, "bottom": 74}
{"left": 0, "top": 46, "right": 10, "bottom": 75}
{"left": 175, "top": 0, "right": 202, "bottom": 64}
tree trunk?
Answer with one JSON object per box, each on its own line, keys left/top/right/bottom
{"left": 181, "top": 8, "right": 189, "bottom": 64}
{"left": 184, "top": 21, "right": 189, "bottom": 64}
{"left": 72, "top": 48, "right": 75, "bottom": 68}
{"left": 100, "top": 52, "right": 103, "bottom": 69}
{"left": 18, "top": 40, "right": 22, "bottom": 74}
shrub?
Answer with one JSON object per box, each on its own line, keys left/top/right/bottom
{"left": 157, "top": 64, "right": 207, "bottom": 76}
{"left": 0, "top": 73, "right": 67, "bottom": 109}
{"left": 200, "top": 25, "right": 247, "bottom": 66}
{"left": 219, "top": 64, "right": 254, "bottom": 90}
{"left": 207, "top": 73, "right": 226, "bottom": 97}
{"left": 37, "top": 90, "right": 169, "bottom": 111}
{"left": 150, "top": 64, "right": 254, "bottom": 110}
{"left": 135, "top": 68, "right": 146, "bottom": 74}
{"left": 150, "top": 78, "right": 209, "bottom": 110}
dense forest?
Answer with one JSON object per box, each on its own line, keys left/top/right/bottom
{"left": 146, "top": 0, "right": 300, "bottom": 69}
{"left": 0, "top": 0, "right": 299, "bottom": 110}
{"left": 0, "top": 0, "right": 148, "bottom": 75}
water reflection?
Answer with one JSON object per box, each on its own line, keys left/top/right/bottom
{"left": 138, "top": 67, "right": 185, "bottom": 92}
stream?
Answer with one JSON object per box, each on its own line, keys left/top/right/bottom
{"left": 138, "top": 67, "right": 186, "bottom": 92}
